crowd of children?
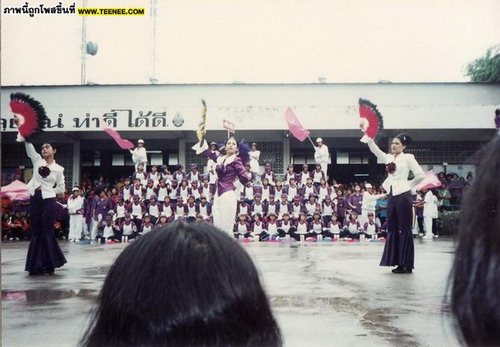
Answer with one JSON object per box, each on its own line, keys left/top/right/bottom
{"left": 1, "top": 160, "right": 470, "bottom": 243}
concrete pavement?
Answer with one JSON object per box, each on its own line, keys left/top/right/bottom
{"left": 1, "top": 238, "right": 459, "bottom": 347}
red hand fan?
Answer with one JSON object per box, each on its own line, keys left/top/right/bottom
{"left": 9, "top": 93, "right": 48, "bottom": 142}
{"left": 359, "top": 98, "right": 384, "bottom": 142}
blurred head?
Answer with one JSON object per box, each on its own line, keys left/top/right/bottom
{"left": 81, "top": 222, "right": 282, "bottom": 347}
{"left": 450, "top": 136, "right": 500, "bottom": 346}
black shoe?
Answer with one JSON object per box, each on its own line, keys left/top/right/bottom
{"left": 392, "top": 265, "right": 405, "bottom": 273}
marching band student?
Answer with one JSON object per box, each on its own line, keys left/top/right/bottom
{"left": 274, "top": 180, "right": 285, "bottom": 197}
{"left": 312, "top": 163, "right": 325, "bottom": 187}
{"left": 144, "top": 179, "right": 156, "bottom": 203}
{"left": 114, "top": 196, "right": 127, "bottom": 225}
{"left": 168, "top": 180, "right": 178, "bottom": 202}
{"left": 293, "top": 213, "right": 310, "bottom": 241}
{"left": 189, "top": 180, "right": 201, "bottom": 202}
{"left": 187, "top": 163, "right": 200, "bottom": 183}
{"left": 197, "top": 196, "right": 212, "bottom": 222}
{"left": 174, "top": 197, "right": 188, "bottom": 221}
{"left": 148, "top": 165, "right": 160, "bottom": 186}
{"left": 132, "top": 178, "right": 145, "bottom": 200}
{"left": 235, "top": 214, "right": 252, "bottom": 239}
{"left": 321, "top": 195, "right": 335, "bottom": 225}
{"left": 304, "top": 194, "right": 321, "bottom": 221}
{"left": 360, "top": 183, "right": 386, "bottom": 225}
{"left": 199, "top": 176, "right": 211, "bottom": 200}
{"left": 314, "top": 137, "right": 330, "bottom": 178}
{"left": 177, "top": 179, "right": 190, "bottom": 202}
{"left": 277, "top": 212, "right": 296, "bottom": 238}
{"left": 161, "top": 196, "right": 174, "bottom": 222}
{"left": 251, "top": 194, "right": 265, "bottom": 217}
{"left": 325, "top": 214, "right": 342, "bottom": 238}
{"left": 285, "top": 177, "right": 300, "bottom": 203}
{"left": 185, "top": 196, "right": 198, "bottom": 222}
{"left": 303, "top": 177, "right": 317, "bottom": 199}
{"left": 423, "top": 188, "right": 439, "bottom": 239}
{"left": 173, "top": 164, "right": 185, "bottom": 182}
{"left": 299, "top": 164, "right": 311, "bottom": 187}
{"left": 283, "top": 164, "right": 297, "bottom": 187}
{"left": 129, "top": 195, "right": 146, "bottom": 230}
{"left": 146, "top": 195, "right": 162, "bottom": 224}
{"left": 140, "top": 214, "right": 155, "bottom": 235}
{"left": 251, "top": 213, "right": 267, "bottom": 241}
{"left": 120, "top": 177, "right": 133, "bottom": 203}
{"left": 342, "top": 213, "right": 362, "bottom": 240}
{"left": 237, "top": 197, "right": 252, "bottom": 216}
{"left": 68, "top": 186, "right": 85, "bottom": 242}
{"left": 208, "top": 162, "right": 218, "bottom": 198}
{"left": 129, "top": 139, "right": 147, "bottom": 171}
{"left": 309, "top": 211, "right": 325, "bottom": 239}
{"left": 266, "top": 195, "right": 279, "bottom": 219}
{"left": 261, "top": 163, "right": 276, "bottom": 186}
{"left": 155, "top": 213, "right": 169, "bottom": 227}
{"left": 347, "top": 184, "right": 363, "bottom": 216}
{"left": 132, "top": 163, "right": 148, "bottom": 186}
{"left": 97, "top": 215, "right": 119, "bottom": 243}
{"left": 91, "top": 189, "right": 113, "bottom": 242}
{"left": 290, "top": 195, "right": 306, "bottom": 221}
{"left": 277, "top": 193, "right": 291, "bottom": 220}
{"left": 161, "top": 166, "right": 172, "bottom": 183}
{"left": 363, "top": 212, "right": 379, "bottom": 239}
{"left": 249, "top": 143, "right": 261, "bottom": 175}
{"left": 120, "top": 213, "right": 137, "bottom": 242}
{"left": 243, "top": 179, "right": 256, "bottom": 204}
{"left": 266, "top": 213, "right": 280, "bottom": 240}
{"left": 260, "top": 177, "right": 274, "bottom": 202}
{"left": 156, "top": 180, "right": 169, "bottom": 202}
{"left": 317, "top": 178, "right": 331, "bottom": 203}
{"left": 334, "top": 189, "right": 347, "bottom": 225}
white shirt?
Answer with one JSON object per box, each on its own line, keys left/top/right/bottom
{"left": 67, "top": 195, "right": 84, "bottom": 214}
{"left": 367, "top": 139, "right": 425, "bottom": 196}
{"left": 25, "top": 142, "right": 65, "bottom": 199}
{"left": 361, "top": 192, "right": 385, "bottom": 212}
{"left": 423, "top": 191, "right": 439, "bottom": 218}
{"left": 314, "top": 144, "right": 329, "bottom": 164}
{"left": 130, "top": 147, "right": 147, "bottom": 164}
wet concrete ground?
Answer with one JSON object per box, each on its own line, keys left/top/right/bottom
{"left": 2, "top": 238, "right": 459, "bottom": 347}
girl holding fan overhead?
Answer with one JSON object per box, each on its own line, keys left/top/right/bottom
{"left": 359, "top": 99, "right": 424, "bottom": 273}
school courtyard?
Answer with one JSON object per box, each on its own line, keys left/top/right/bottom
{"left": 2, "top": 238, "right": 458, "bottom": 347}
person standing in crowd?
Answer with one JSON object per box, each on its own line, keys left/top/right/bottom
{"left": 129, "top": 139, "right": 147, "bottom": 171}
{"left": 413, "top": 190, "right": 425, "bottom": 237}
{"left": 450, "top": 135, "right": 500, "bottom": 346}
{"left": 283, "top": 164, "right": 296, "bottom": 187}
{"left": 196, "top": 137, "right": 251, "bottom": 235}
{"left": 261, "top": 163, "right": 276, "bottom": 186}
{"left": 423, "top": 188, "right": 439, "bottom": 239}
{"left": 22, "top": 140, "right": 67, "bottom": 275}
{"left": 314, "top": 137, "right": 330, "bottom": 179}
{"left": 375, "top": 191, "right": 388, "bottom": 226}
{"left": 437, "top": 182, "right": 452, "bottom": 211}
{"left": 360, "top": 183, "right": 385, "bottom": 225}
{"left": 249, "top": 142, "right": 261, "bottom": 176}
{"left": 334, "top": 188, "right": 347, "bottom": 225}
{"left": 67, "top": 186, "right": 84, "bottom": 242}
{"left": 347, "top": 184, "right": 363, "bottom": 216}
{"left": 364, "top": 133, "right": 425, "bottom": 273}
{"left": 81, "top": 222, "right": 282, "bottom": 347}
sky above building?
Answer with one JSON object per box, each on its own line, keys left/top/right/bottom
{"left": 2, "top": 0, "right": 500, "bottom": 86}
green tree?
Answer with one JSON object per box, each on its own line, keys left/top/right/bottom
{"left": 465, "top": 44, "right": 500, "bottom": 82}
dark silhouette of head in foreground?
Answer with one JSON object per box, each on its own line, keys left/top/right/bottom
{"left": 450, "top": 135, "right": 500, "bottom": 346}
{"left": 81, "top": 222, "right": 282, "bottom": 347}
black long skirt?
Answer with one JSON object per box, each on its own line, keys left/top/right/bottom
{"left": 25, "top": 191, "right": 67, "bottom": 274}
{"left": 379, "top": 191, "right": 414, "bottom": 269}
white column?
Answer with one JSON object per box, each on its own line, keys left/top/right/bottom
{"left": 283, "top": 136, "right": 290, "bottom": 170}
{"left": 179, "top": 137, "right": 186, "bottom": 167}
{"left": 72, "top": 139, "right": 81, "bottom": 188}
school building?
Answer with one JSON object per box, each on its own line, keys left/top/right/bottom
{"left": 1, "top": 83, "right": 499, "bottom": 188}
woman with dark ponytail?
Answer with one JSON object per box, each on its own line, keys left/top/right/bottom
{"left": 450, "top": 135, "right": 500, "bottom": 346}
{"left": 364, "top": 133, "right": 425, "bottom": 273}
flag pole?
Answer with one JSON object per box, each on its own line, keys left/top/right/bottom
{"left": 307, "top": 136, "right": 316, "bottom": 148}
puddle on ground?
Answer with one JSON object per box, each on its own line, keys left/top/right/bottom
{"left": 2, "top": 289, "right": 97, "bottom": 305}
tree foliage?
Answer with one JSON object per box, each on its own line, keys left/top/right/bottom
{"left": 465, "top": 44, "right": 500, "bottom": 82}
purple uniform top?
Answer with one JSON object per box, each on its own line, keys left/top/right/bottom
{"left": 204, "top": 150, "right": 251, "bottom": 196}
{"left": 347, "top": 193, "right": 363, "bottom": 214}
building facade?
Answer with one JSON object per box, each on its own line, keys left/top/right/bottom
{"left": 2, "top": 83, "right": 499, "bottom": 188}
